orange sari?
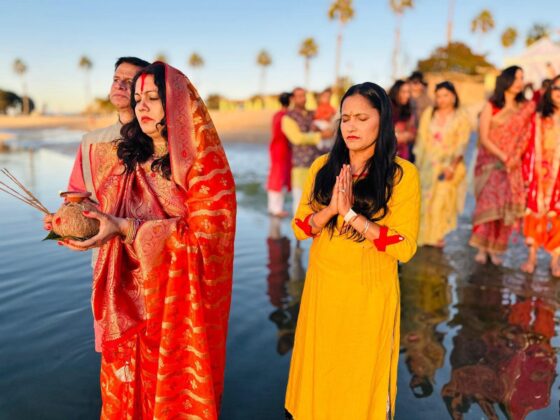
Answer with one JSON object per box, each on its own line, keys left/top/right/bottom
{"left": 524, "top": 114, "right": 560, "bottom": 252}
{"left": 85, "top": 64, "right": 236, "bottom": 419}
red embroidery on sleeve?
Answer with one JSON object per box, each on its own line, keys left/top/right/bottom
{"left": 295, "top": 213, "right": 315, "bottom": 237}
{"left": 373, "top": 225, "right": 404, "bottom": 252}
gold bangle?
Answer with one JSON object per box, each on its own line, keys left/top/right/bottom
{"left": 362, "top": 219, "right": 370, "bottom": 236}
{"left": 124, "top": 218, "right": 141, "bottom": 244}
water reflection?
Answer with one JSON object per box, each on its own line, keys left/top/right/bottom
{"left": 267, "top": 217, "right": 305, "bottom": 356}
{"left": 263, "top": 211, "right": 560, "bottom": 419}
{"left": 443, "top": 267, "right": 557, "bottom": 419}
{"left": 400, "top": 247, "right": 452, "bottom": 399}
{"left": 1, "top": 141, "right": 559, "bottom": 419}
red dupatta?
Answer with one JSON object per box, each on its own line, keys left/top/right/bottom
{"left": 525, "top": 115, "right": 560, "bottom": 215}
{"left": 89, "top": 63, "right": 236, "bottom": 418}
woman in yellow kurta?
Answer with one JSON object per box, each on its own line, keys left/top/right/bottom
{"left": 415, "top": 81, "right": 471, "bottom": 247}
{"left": 285, "top": 82, "right": 420, "bottom": 419}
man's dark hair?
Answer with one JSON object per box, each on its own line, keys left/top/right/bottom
{"left": 114, "top": 56, "right": 150, "bottom": 71}
{"left": 279, "top": 92, "right": 292, "bottom": 107}
{"left": 408, "top": 70, "right": 427, "bottom": 86}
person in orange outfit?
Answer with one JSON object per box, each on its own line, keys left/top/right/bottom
{"left": 522, "top": 74, "right": 560, "bottom": 275}
{"left": 46, "top": 62, "right": 236, "bottom": 419}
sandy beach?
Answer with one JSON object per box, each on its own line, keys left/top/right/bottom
{"left": 0, "top": 109, "right": 275, "bottom": 145}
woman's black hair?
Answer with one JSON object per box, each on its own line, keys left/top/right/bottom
{"left": 311, "top": 82, "right": 403, "bottom": 241}
{"left": 538, "top": 74, "right": 560, "bottom": 118}
{"left": 432, "top": 81, "right": 460, "bottom": 117}
{"left": 489, "top": 65, "right": 526, "bottom": 109}
{"left": 118, "top": 62, "right": 171, "bottom": 179}
{"left": 388, "top": 79, "right": 412, "bottom": 121}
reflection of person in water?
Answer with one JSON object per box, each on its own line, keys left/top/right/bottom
{"left": 503, "top": 296, "right": 556, "bottom": 419}
{"left": 267, "top": 217, "right": 290, "bottom": 309}
{"left": 400, "top": 247, "right": 451, "bottom": 398}
{"left": 266, "top": 218, "right": 306, "bottom": 355}
{"left": 442, "top": 271, "right": 557, "bottom": 419}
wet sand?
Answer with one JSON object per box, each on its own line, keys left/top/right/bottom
{"left": 0, "top": 109, "right": 274, "bottom": 144}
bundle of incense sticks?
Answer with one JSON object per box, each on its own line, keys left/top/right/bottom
{"left": 0, "top": 168, "right": 50, "bottom": 214}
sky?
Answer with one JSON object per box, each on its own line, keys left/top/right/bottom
{"left": 1, "top": 0, "right": 559, "bottom": 113}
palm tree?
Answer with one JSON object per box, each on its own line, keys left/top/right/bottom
{"left": 471, "top": 9, "right": 495, "bottom": 50}
{"left": 13, "top": 58, "right": 29, "bottom": 115}
{"left": 447, "top": 0, "right": 455, "bottom": 45}
{"left": 328, "top": 0, "right": 354, "bottom": 90}
{"left": 188, "top": 52, "right": 204, "bottom": 85}
{"left": 501, "top": 27, "right": 518, "bottom": 49}
{"left": 526, "top": 23, "right": 550, "bottom": 46}
{"left": 256, "top": 50, "right": 272, "bottom": 97}
{"left": 189, "top": 53, "right": 204, "bottom": 69}
{"left": 78, "top": 55, "right": 93, "bottom": 108}
{"left": 389, "top": 0, "right": 414, "bottom": 80}
{"left": 154, "top": 53, "right": 168, "bottom": 63}
{"left": 299, "top": 38, "right": 319, "bottom": 89}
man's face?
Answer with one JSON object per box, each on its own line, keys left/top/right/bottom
{"left": 109, "top": 63, "right": 142, "bottom": 110}
{"left": 292, "top": 89, "right": 307, "bottom": 108}
{"left": 410, "top": 80, "right": 425, "bottom": 98}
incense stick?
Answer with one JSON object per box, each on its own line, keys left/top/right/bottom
{"left": 0, "top": 168, "right": 51, "bottom": 214}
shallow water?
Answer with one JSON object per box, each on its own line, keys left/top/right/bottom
{"left": 0, "top": 132, "right": 558, "bottom": 419}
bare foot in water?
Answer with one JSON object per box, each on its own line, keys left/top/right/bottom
{"left": 551, "top": 254, "right": 560, "bottom": 277}
{"left": 521, "top": 258, "right": 536, "bottom": 273}
{"left": 521, "top": 247, "right": 537, "bottom": 273}
{"left": 474, "top": 250, "right": 488, "bottom": 264}
{"left": 489, "top": 253, "right": 503, "bottom": 266}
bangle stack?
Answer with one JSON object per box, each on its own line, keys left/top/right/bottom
{"left": 124, "top": 218, "right": 141, "bottom": 244}
{"left": 362, "top": 219, "right": 370, "bottom": 236}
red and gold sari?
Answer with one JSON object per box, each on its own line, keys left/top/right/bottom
{"left": 85, "top": 64, "right": 236, "bottom": 419}
{"left": 523, "top": 114, "right": 560, "bottom": 252}
{"left": 470, "top": 101, "right": 535, "bottom": 253}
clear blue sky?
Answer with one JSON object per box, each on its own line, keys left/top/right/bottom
{"left": 1, "top": 0, "right": 559, "bottom": 113}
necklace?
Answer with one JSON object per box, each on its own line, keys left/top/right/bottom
{"left": 153, "top": 142, "right": 168, "bottom": 158}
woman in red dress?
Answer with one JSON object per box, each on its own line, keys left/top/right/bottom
{"left": 470, "top": 66, "right": 535, "bottom": 265}
{"left": 50, "top": 62, "right": 236, "bottom": 419}
{"left": 388, "top": 80, "right": 417, "bottom": 161}
{"left": 267, "top": 92, "right": 292, "bottom": 217}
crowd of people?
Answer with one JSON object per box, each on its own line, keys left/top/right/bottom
{"left": 267, "top": 66, "right": 560, "bottom": 276}
{"left": 34, "top": 54, "right": 558, "bottom": 418}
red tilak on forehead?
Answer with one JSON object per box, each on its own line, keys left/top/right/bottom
{"left": 140, "top": 73, "right": 148, "bottom": 93}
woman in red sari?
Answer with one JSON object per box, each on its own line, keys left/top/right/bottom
{"left": 56, "top": 62, "right": 236, "bottom": 418}
{"left": 388, "top": 80, "right": 417, "bottom": 161}
{"left": 522, "top": 74, "right": 560, "bottom": 275}
{"left": 470, "top": 66, "right": 535, "bottom": 265}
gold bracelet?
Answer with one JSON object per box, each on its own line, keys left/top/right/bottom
{"left": 362, "top": 219, "right": 370, "bottom": 236}
{"left": 124, "top": 218, "right": 141, "bottom": 244}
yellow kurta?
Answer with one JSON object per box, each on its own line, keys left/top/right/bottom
{"left": 281, "top": 115, "right": 321, "bottom": 189}
{"left": 285, "top": 155, "right": 420, "bottom": 419}
{"left": 414, "top": 107, "right": 471, "bottom": 246}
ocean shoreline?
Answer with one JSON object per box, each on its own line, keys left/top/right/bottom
{"left": 0, "top": 109, "right": 274, "bottom": 146}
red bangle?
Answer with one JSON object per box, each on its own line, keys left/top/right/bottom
{"left": 373, "top": 225, "right": 404, "bottom": 252}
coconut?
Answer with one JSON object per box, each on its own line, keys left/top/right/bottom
{"left": 52, "top": 202, "right": 99, "bottom": 239}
